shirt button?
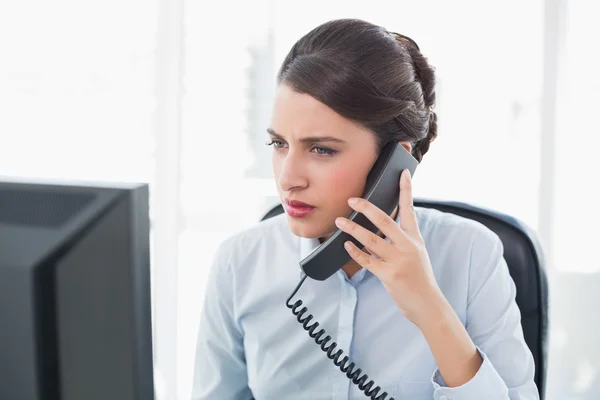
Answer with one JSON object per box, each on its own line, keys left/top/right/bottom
{"left": 440, "top": 396, "right": 449, "bottom": 400}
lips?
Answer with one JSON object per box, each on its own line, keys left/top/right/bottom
{"left": 285, "top": 199, "right": 315, "bottom": 208}
{"left": 284, "top": 199, "right": 316, "bottom": 218}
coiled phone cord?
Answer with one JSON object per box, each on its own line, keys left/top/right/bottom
{"left": 286, "top": 275, "right": 396, "bottom": 400}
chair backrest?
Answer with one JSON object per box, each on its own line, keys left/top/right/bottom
{"left": 261, "top": 198, "right": 548, "bottom": 399}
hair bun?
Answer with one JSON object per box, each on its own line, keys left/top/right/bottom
{"left": 413, "top": 110, "right": 437, "bottom": 162}
{"left": 390, "top": 32, "right": 437, "bottom": 161}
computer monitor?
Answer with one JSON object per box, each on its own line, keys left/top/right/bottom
{"left": 0, "top": 178, "right": 155, "bottom": 400}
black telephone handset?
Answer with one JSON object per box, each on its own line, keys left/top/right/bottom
{"left": 286, "top": 142, "right": 419, "bottom": 400}
{"left": 300, "top": 142, "right": 419, "bottom": 281}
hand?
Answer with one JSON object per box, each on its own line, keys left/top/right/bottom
{"left": 334, "top": 169, "right": 448, "bottom": 328}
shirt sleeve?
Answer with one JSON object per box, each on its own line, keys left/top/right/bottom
{"left": 430, "top": 228, "right": 540, "bottom": 400}
{"left": 190, "top": 241, "right": 253, "bottom": 400}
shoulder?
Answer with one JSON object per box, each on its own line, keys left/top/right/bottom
{"left": 415, "top": 206, "right": 506, "bottom": 300}
{"left": 415, "top": 205, "right": 502, "bottom": 254}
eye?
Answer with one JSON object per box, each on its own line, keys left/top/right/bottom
{"left": 265, "top": 140, "right": 286, "bottom": 149}
{"left": 312, "top": 146, "right": 337, "bottom": 156}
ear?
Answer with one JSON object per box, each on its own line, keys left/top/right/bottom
{"left": 399, "top": 141, "right": 412, "bottom": 154}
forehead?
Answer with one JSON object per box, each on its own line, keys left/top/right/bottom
{"left": 270, "top": 84, "right": 373, "bottom": 143}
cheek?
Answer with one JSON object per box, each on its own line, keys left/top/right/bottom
{"left": 272, "top": 153, "right": 281, "bottom": 181}
{"left": 321, "top": 164, "right": 368, "bottom": 201}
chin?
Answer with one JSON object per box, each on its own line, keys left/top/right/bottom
{"left": 286, "top": 217, "right": 334, "bottom": 239}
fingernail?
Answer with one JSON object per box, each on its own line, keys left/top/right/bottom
{"left": 335, "top": 217, "right": 346, "bottom": 227}
{"left": 348, "top": 198, "right": 358, "bottom": 206}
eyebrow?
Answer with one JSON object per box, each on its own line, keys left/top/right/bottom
{"left": 267, "top": 128, "right": 346, "bottom": 144}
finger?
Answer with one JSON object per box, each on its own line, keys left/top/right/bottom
{"left": 399, "top": 169, "right": 418, "bottom": 233}
{"left": 343, "top": 240, "right": 385, "bottom": 275}
{"left": 335, "top": 216, "right": 398, "bottom": 261}
{"left": 346, "top": 197, "right": 407, "bottom": 245}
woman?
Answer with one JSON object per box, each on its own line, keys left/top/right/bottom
{"left": 191, "top": 18, "right": 538, "bottom": 400}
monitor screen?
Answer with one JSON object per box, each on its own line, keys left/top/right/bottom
{"left": 0, "top": 178, "right": 155, "bottom": 400}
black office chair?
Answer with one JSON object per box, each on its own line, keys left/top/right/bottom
{"left": 261, "top": 198, "right": 548, "bottom": 399}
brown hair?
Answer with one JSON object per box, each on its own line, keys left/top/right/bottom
{"left": 277, "top": 18, "right": 438, "bottom": 162}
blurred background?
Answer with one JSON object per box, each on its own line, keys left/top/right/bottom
{"left": 0, "top": 0, "right": 598, "bottom": 399}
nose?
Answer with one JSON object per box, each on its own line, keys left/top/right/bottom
{"left": 277, "top": 150, "right": 308, "bottom": 192}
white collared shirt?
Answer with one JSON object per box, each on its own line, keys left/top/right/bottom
{"left": 191, "top": 206, "right": 539, "bottom": 400}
